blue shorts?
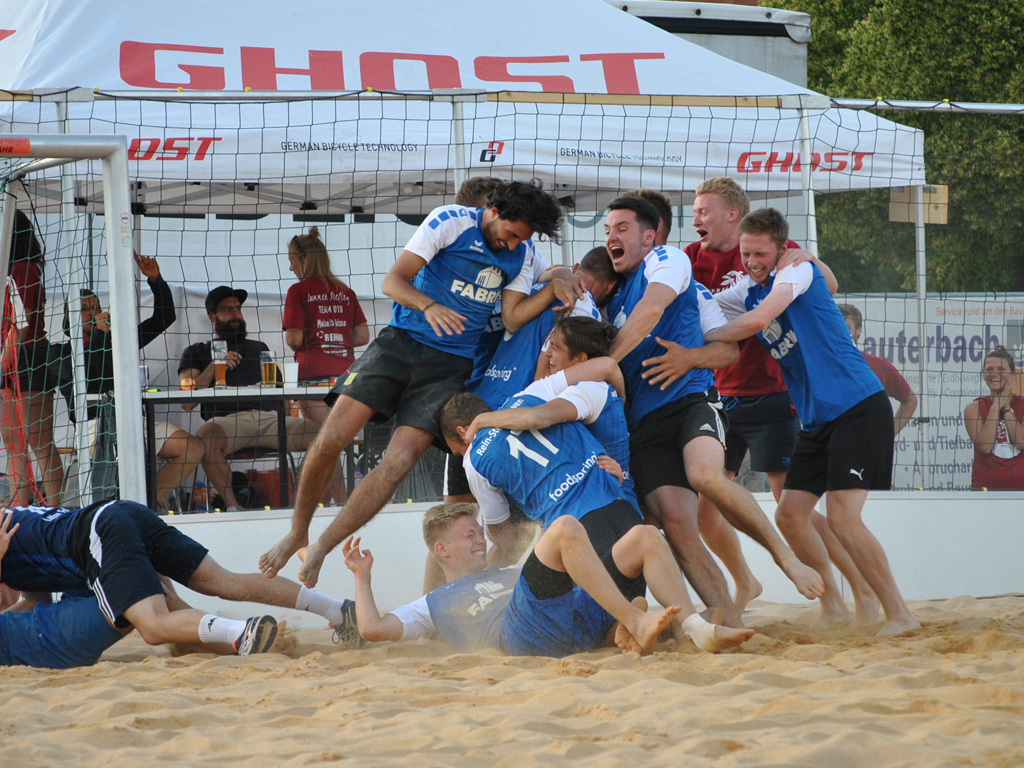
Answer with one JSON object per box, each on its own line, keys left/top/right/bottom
{"left": 498, "top": 571, "right": 614, "bottom": 657}
{"left": 0, "top": 596, "right": 123, "bottom": 669}
{"left": 722, "top": 392, "right": 799, "bottom": 474}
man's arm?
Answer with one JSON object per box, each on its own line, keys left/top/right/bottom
{"left": 465, "top": 398, "right": 580, "bottom": 444}
{"left": 135, "top": 253, "right": 176, "bottom": 347}
{"left": 561, "top": 357, "right": 625, "bottom": 401}
{"left": 704, "top": 283, "right": 796, "bottom": 344}
{"left": 607, "top": 283, "right": 677, "bottom": 362}
{"left": 777, "top": 248, "right": 839, "bottom": 295}
{"left": 381, "top": 250, "right": 467, "bottom": 337}
{"left": 0, "top": 510, "right": 20, "bottom": 590}
{"left": 640, "top": 337, "right": 740, "bottom": 390}
{"left": 342, "top": 536, "right": 405, "bottom": 642}
{"left": 894, "top": 392, "right": 918, "bottom": 436}
{"left": 501, "top": 272, "right": 582, "bottom": 334}
{"left": 485, "top": 519, "right": 529, "bottom": 568}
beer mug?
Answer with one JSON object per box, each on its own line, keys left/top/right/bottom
{"left": 260, "top": 351, "right": 277, "bottom": 386}
{"left": 212, "top": 340, "right": 228, "bottom": 386}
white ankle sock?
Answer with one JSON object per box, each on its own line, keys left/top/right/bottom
{"left": 681, "top": 613, "right": 721, "bottom": 652}
{"left": 198, "top": 615, "right": 247, "bottom": 645}
{"left": 296, "top": 585, "right": 345, "bottom": 625}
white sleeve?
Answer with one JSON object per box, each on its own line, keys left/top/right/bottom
{"left": 696, "top": 283, "right": 728, "bottom": 333}
{"left": 554, "top": 381, "right": 609, "bottom": 425}
{"left": 465, "top": 452, "right": 510, "bottom": 525}
{"left": 713, "top": 275, "right": 755, "bottom": 320}
{"left": 520, "top": 373, "right": 565, "bottom": 402}
{"left": 503, "top": 243, "right": 538, "bottom": 296}
{"left": 529, "top": 244, "right": 550, "bottom": 281}
{"left": 644, "top": 245, "right": 693, "bottom": 296}
{"left": 773, "top": 262, "right": 814, "bottom": 299}
{"left": 403, "top": 205, "right": 475, "bottom": 264}
{"left": 389, "top": 596, "right": 436, "bottom": 641}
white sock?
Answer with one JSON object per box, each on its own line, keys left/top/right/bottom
{"left": 198, "top": 615, "right": 247, "bottom": 645}
{"left": 295, "top": 585, "right": 346, "bottom": 625}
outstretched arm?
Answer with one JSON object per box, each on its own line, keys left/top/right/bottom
{"left": 342, "top": 536, "right": 404, "bottom": 642}
{"left": 608, "top": 283, "right": 676, "bottom": 362}
{"left": 640, "top": 337, "right": 739, "bottom": 390}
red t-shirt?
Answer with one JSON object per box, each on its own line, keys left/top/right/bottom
{"left": 862, "top": 352, "right": 913, "bottom": 402}
{"left": 971, "top": 394, "right": 1024, "bottom": 490}
{"left": 282, "top": 277, "right": 367, "bottom": 380}
{"left": 685, "top": 239, "right": 799, "bottom": 397}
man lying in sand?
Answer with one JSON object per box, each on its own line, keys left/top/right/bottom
{"left": 0, "top": 502, "right": 359, "bottom": 656}
{"left": 343, "top": 502, "right": 754, "bottom": 656}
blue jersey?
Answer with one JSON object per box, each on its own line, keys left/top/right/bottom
{"left": 607, "top": 245, "right": 715, "bottom": 428}
{"left": 0, "top": 505, "right": 89, "bottom": 593}
{"left": 465, "top": 393, "right": 622, "bottom": 528}
{"left": 521, "top": 375, "right": 639, "bottom": 512}
{"left": 0, "top": 596, "right": 122, "bottom": 669}
{"left": 391, "top": 205, "right": 533, "bottom": 359}
{"left": 470, "top": 284, "right": 600, "bottom": 409}
{"left": 720, "top": 263, "right": 883, "bottom": 430}
{"left": 422, "top": 566, "right": 517, "bottom": 652}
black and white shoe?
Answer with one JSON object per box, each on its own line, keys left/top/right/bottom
{"left": 234, "top": 615, "right": 279, "bottom": 656}
{"left": 331, "top": 599, "right": 365, "bottom": 648}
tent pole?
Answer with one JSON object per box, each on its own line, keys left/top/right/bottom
{"left": 914, "top": 185, "right": 929, "bottom": 489}
{"left": 452, "top": 99, "right": 468, "bottom": 193}
{"left": 796, "top": 106, "right": 817, "bottom": 255}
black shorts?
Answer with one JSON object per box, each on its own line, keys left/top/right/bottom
{"left": 722, "top": 391, "right": 799, "bottom": 474}
{"left": 443, "top": 452, "right": 471, "bottom": 497}
{"left": 2, "top": 342, "right": 63, "bottom": 393}
{"left": 784, "top": 391, "right": 895, "bottom": 497}
{"left": 521, "top": 499, "right": 645, "bottom": 601}
{"left": 325, "top": 327, "right": 473, "bottom": 435}
{"left": 70, "top": 500, "right": 209, "bottom": 628}
{"left": 629, "top": 390, "right": 726, "bottom": 497}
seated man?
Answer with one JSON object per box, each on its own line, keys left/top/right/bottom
{"left": 178, "top": 286, "right": 317, "bottom": 511}
{"left": 0, "top": 503, "right": 358, "bottom": 654}
{"left": 343, "top": 503, "right": 753, "bottom": 656}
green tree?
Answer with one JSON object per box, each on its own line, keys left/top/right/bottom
{"left": 767, "top": 0, "right": 1024, "bottom": 292}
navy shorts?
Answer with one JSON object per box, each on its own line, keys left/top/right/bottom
{"left": 784, "top": 391, "right": 895, "bottom": 496}
{"left": 629, "top": 390, "right": 726, "bottom": 496}
{"left": 326, "top": 326, "right": 473, "bottom": 435}
{"left": 71, "top": 501, "right": 209, "bottom": 628}
{"left": 722, "top": 391, "right": 799, "bottom": 474}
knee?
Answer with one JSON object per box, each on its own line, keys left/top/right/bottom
{"left": 183, "top": 437, "right": 205, "bottom": 466}
{"left": 547, "top": 515, "right": 586, "bottom": 544}
{"left": 774, "top": 505, "right": 802, "bottom": 535}
{"left": 623, "top": 523, "right": 665, "bottom": 554}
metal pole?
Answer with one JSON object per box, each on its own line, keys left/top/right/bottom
{"left": 914, "top": 185, "right": 929, "bottom": 489}
{"left": 797, "top": 106, "right": 818, "bottom": 255}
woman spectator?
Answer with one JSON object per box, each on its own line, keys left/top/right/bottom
{"left": 964, "top": 346, "right": 1024, "bottom": 490}
{"left": 283, "top": 227, "right": 368, "bottom": 504}
{"left": 0, "top": 210, "right": 64, "bottom": 504}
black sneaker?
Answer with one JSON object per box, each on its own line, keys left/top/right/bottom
{"left": 331, "top": 599, "right": 365, "bottom": 648}
{"left": 235, "top": 615, "right": 278, "bottom": 656}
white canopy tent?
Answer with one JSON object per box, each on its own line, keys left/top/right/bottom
{"left": 0, "top": 0, "right": 930, "bottom": 504}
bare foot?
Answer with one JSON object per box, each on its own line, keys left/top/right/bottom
{"left": 781, "top": 556, "right": 825, "bottom": 599}
{"left": 626, "top": 606, "right": 683, "bottom": 652}
{"left": 853, "top": 590, "right": 881, "bottom": 625}
{"left": 614, "top": 597, "right": 648, "bottom": 654}
{"left": 733, "top": 576, "right": 763, "bottom": 614}
{"left": 877, "top": 615, "right": 921, "bottom": 636}
{"left": 713, "top": 625, "right": 755, "bottom": 651}
{"left": 296, "top": 543, "right": 325, "bottom": 588}
{"left": 259, "top": 531, "right": 308, "bottom": 578}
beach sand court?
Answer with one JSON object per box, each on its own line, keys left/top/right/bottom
{"left": 2, "top": 595, "right": 1023, "bottom": 767}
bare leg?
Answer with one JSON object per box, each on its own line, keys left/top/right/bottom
{"left": 155, "top": 429, "right": 204, "bottom": 503}
{"left": 608, "top": 524, "right": 754, "bottom": 652}
{"left": 685, "top": 436, "right": 823, "bottom": 601}
{"left": 260, "top": 395, "right": 374, "bottom": 576}
{"left": 774, "top": 489, "right": 850, "bottom": 625}
{"left": 24, "top": 391, "right": 63, "bottom": 504}
{"left": 195, "top": 421, "right": 241, "bottom": 510}
{"left": 697, "top": 483, "right": 762, "bottom": 613}
{"left": 296, "top": 424, "right": 436, "bottom": 588}
{"left": 824, "top": 489, "right": 919, "bottom": 636}
{"left": 534, "top": 517, "right": 681, "bottom": 652}
{"left": 0, "top": 389, "right": 34, "bottom": 505}
{"left": 811, "top": 507, "right": 880, "bottom": 624}
{"left": 301, "top": 399, "right": 347, "bottom": 506}
{"left": 644, "top": 484, "right": 743, "bottom": 627}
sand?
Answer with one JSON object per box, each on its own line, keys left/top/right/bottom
{"left": 2, "top": 595, "right": 1023, "bottom": 767}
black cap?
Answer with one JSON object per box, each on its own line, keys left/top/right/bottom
{"left": 205, "top": 286, "right": 248, "bottom": 315}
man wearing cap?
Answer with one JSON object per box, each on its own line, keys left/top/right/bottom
{"left": 178, "top": 286, "right": 316, "bottom": 512}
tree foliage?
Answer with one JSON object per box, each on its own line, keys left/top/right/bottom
{"left": 765, "top": 0, "right": 1024, "bottom": 292}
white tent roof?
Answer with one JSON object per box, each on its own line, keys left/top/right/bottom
{"left": 0, "top": 0, "right": 924, "bottom": 214}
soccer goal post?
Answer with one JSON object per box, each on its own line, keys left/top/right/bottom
{"left": 0, "top": 134, "right": 145, "bottom": 504}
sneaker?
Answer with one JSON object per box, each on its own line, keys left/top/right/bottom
{"left": 234, "top": 615, "right": 279, "bottom": 656}
{"left": 331, "top": 599, "right": 365, "bottom": 648}
{"left": 154, "top": 490, "right": 178, "bottom": 515}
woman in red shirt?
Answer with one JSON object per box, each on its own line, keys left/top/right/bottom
{"left": 1, "top": 211, "right": 64, "bottom": 504}
{"left": 283, "top": 227, "right": 368, "bottom": 504}
{"left": 964, "top": 346, "right": 1024, "bottom": 490}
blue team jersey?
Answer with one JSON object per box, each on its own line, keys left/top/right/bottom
{"left": 391, "top": 205, "right": 532, "bottom": 359}
{"left": 467, "top": 393, "right": 622, "bottom": 528}
{"left": 470, "top": 284, "right": 600, "bottom": 409}
{"left": 607, "top": 245, "right": 714, "bottom": 428}
{"left": 0, "top": 596, "right": 122, "bottom": 669}
{"left": 424, "top": 566, "right": 517, "bottom": 652}
{"left": 744, "top": 263, "right": 883, "bottom": 430}
{"left": 1, "top": 505, "right": 88, "bottom": 593}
